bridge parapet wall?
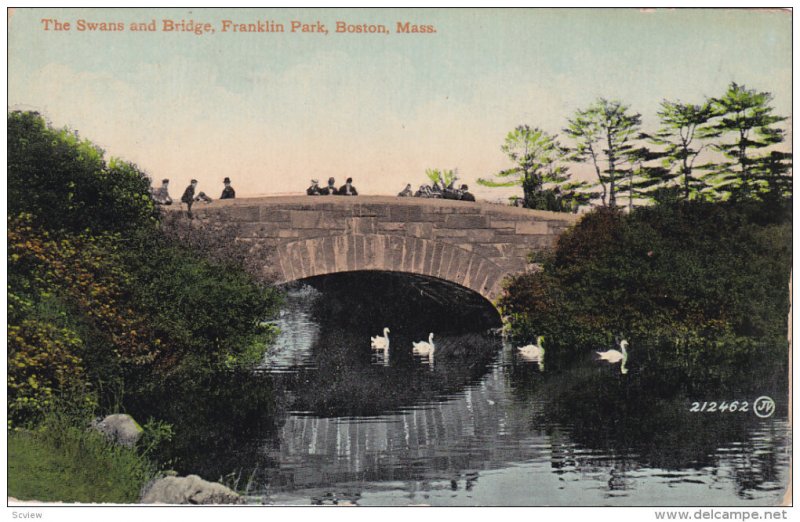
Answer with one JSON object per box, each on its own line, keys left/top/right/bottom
{"left": 185, "top": 196, "right": 578, "bottom": 302}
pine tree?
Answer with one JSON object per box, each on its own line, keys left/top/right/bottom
{"left": 564, "top": 99, "right": 642, "bottom": 207}
{"left": 648, "top": 100, "right": 715, "bottom": 200}
{"left": 478, "top": 125, "right": 592, "bottom": 211}
{"left": 702, "top": 82, "right": 790, "bottom": 199}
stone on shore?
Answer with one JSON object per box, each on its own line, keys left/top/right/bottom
{"left": 140, "top": 475, "right": 244, "bottom": 505}
{"left": 92, "top": 414, "right": 143, "bottom": 448}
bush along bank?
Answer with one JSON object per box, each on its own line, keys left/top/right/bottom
{"left": 7, "top": 111, "right": 283, "bottom": 501}
{"left": 500, "top": 199, "right": 791, "bottom": 389}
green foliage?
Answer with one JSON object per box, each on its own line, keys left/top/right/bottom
{"left": 8, "top": 111, "right": 159, "bottom": 235}
{"left": 119, "top": 229, "right": 281, "bottom": 374}
{"left": 500, "top": 200, "right": 791, "bottom": 380}
{"left": 7, "top": 111, "right": 282, "bottom": 431}
{"left": 425, "top": 168, "right": 457, "bottom": 188}
{"left": 701, "top": 82, "right": 790, "bottom": 199}
{"left": 8, "top": 412, "right": 156, "bottom": 503}
{"left": 479, "top": 125, "right": 593, "bottom": 211}
{"left": 647, "top": 100, "right": 715, "bottom": 200}
{"left": 564, "top": 99, "right": 642, "bottom": 207}
{"left": 8, "top": 215, "right": 154, "bottom": 425}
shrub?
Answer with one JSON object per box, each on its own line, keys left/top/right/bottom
{"left": 500, "top": 199, "right": 792, "bottom": 378}
{"left": 8, "top": 111, "right": 158, "bottom": 235}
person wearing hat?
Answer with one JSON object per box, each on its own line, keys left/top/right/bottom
{"left": 338, "top": 177, "right": 358, "bottom": 196}
{"left": 220, "top": 177, "right": 236, "bottom": 199}
{"left": 307, "top": 179, "right": 322, "bottom": 196}
{"left": 321, "top": 177, "right": 338, "bottom": 195}
{"left": 152, "top": 178, "right": 173, "bottom": 205}
{"left": 398, "top": 183, "right": 413, "bottom": 197}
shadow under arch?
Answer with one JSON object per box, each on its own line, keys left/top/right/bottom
{"left": 273, "top": 233, "right": 509, "bottom": 304}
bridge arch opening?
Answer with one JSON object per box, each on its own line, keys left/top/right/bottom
{"left": 285, "top": 270, "right": 502, "bottom": 335}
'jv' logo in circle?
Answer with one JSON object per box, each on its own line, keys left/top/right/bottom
{"left": 753, "top": 396, "right": 776, "bottom": 418}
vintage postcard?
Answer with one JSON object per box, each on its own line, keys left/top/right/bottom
{"left": 6, "top": 6, "right": 792, "bottom": 513}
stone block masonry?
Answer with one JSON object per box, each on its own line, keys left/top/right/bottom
{"left": 180, "top": 196, "right": 578, "bottom": 304}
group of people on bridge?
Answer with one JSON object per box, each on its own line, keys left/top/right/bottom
{"left": 306, "top": 177, "right": 359, "bottom": 196}
{"left": 151, "top": 177, "right": 236, "bottom": 218}
{"left": 397, "top": 181, "right": 475, "bottom": 202}
{"left": 305, "top": 177, "right": 476, "bottom": 202}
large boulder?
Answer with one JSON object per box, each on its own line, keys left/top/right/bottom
{"left": 92, "top": 414, "right": 143, "bottom": 448}
{"left": 140, "top": 475, "right": 244, "bottom": 505}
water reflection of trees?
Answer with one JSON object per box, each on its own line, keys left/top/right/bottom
{"left": 511, "top": 363, "right": 789, "bottom": 500}
{"left": 125, "top": 369, "right": 286, "bottom": 483}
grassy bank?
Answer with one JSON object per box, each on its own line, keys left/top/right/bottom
{"left": 8, "top": 414, "right": 156, "bottom": 503}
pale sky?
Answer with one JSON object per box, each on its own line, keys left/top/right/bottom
{"left": 8, "top": 7, "right": 792, "bottom": 202}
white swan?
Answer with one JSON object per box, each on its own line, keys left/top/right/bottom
{"left": 596, "top": 339, "right": 629, "bottom": 374}
{"left": 412, "top": 333, "right": 435, "bottom": 358}
{"left": 518, "top": 335, "right": 545, "bottom": 359}
{"left": 371, "top": 327, "right": 390, "bottom": 350}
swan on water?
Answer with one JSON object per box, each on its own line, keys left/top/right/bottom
{"left": 412, "top": 333, "right": 435, "bottom": 358}
{"left": 596, "top": 339, "right": 629, "bottom": 374}
{"left": 518, "top": 335, "right": 545, "bottom": 359}
{"left": 371, "top": 327, "right": 390, "bottom": 350}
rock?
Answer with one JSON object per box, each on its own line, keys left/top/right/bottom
{"left": 140, "top": 475, "right": 244, "bottom": 505}
{"left": 92, "top": 414, "right": 143, "bottom": 448}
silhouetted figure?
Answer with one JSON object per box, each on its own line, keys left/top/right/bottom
{"left": 398, "top": 183, "right": 413, "bottom": 197}
{"left": 415, "top": 184, "right": 431, "bottom": 197}
{"left": 338, "top": 177, "right": 358, "bottom": 196}
{"left": 195, "top": 191, "right": 212, "bottom": 203}
{"left": 459, "top": 184, "right": 475, "bottom": 202}
{"left": 220, "top": 177, "right": 235, "bottom": 199}
{"left": 321, "top": 177, "right": 338, "bottom": 195}
{"left": 307, "top": 179, "right": 322, "bottom": 195}
{"left": 181, "top": 179, "right": 198, "bottom": 218}
{"left": 152, "top": 178, "right": 172, "bottom": 205}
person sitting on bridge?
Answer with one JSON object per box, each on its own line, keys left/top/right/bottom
{"left": 307, "top": 179, "right": 322, "bottom": 195}
{"left": 220, "top": 177, "right": 236, "bottom": 199}
{"left": 415, "top": 184, "right": 432, "bottom": 198}
{"left": 459, "top": 184, "right": 476, "bottom": 202}
{"left": 321, "top": 177, "right": 338, "bottom": 195}
{"left": 152, "top": 178, "right": 172, "bottom": 205}
{"left": 398, "top": 183, "right": 413, "bottom": 197}
{"left": 338, "top": 177, "right": 358, "bottom": 196}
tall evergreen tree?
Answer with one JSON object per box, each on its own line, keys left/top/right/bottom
{"left": 564, "top": 99, "right": 642, "bottom": 207}
{"left": 648, "top": 100, "right": 715, "bottom": 200}
{"left": 702, "top": 82, "right": 790, "bottom": 199}
{"left": 478, "top": 125, "right": 592, "bottom": 210}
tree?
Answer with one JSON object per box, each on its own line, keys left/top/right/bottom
{"left": 478, "top": 125, "right": 591, "bottom": 211}
{"left": 7, "top": 111, "right": 158, "bottom": 235}
{"left": 425, "top": 168, "right": 457, "bottom": 188}
{"left": 564, "top": 99, "right": 642, "bottom": 207}
{"left": 648, "top": 100, "right": 715, "bottom": 200}
{"left": 619, "top": 145, "right": 671, "bottom": 210}
{"left": 702, "top": 82, "right": 790, "bottom": 199}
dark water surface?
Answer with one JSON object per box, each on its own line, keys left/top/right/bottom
{"left": 146, "top": 273, "right": 790, "bottom": 506}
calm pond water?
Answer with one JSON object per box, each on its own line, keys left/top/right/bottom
{"left": 141, "top": 273, "right": 790, "bottom": 506}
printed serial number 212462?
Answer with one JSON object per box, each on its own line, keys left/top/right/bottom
{"left": 689, "top": 401, "right": 749, "bottom": 413}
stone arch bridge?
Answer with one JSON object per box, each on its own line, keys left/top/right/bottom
{"left": 181, "top": 196, "right": 579, "bottom": 304}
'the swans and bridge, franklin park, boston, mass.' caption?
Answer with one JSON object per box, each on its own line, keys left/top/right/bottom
{"left": 39, "top": 17, "right": 438, "bottom": 36}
